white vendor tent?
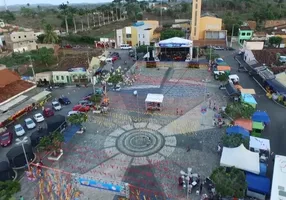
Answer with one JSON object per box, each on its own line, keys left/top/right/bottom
{"left": 220, "top": 144, "right": 260, "bottom": 174}
{"left": 145, "top": 94, "right": 164, "bottom": 111}
{"left": 249, "top": 136, "right": 270, "bottom": 152}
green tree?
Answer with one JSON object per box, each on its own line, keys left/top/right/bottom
{"left": 89, "top": 94, "right": 102, "bottom": 105}
{"left": 160, "top": 29, "right": 185, "bottom": 40}
{"left": 217, "top": 73, "right": 229, "bottom": 85}
{"left": 222, "top": 134, "right": 250, "bottom": 148}
{"left": 136, "top": 45, "right": 154, "bottom": 53}
{"left": 0, "top": 11, "right": 16, "bottom": 23}
{"left": 67, "top": 113, "right": 88, "bottom": 125}
{"left": 125, "top": 3, "right": 142, "bottom": 20}
{"left": 43, "top": 24, "right": 59, "bottom": 44}
{"left": 210, "top": 167, "right": 247, "bottom": 198}
{"left": 32, "top": 47, "right": 56, "bottom": 66}
{"left": 38, "top": 131, "right": 64, "bottom": 156}
{"left": 225, "top": 102, "right": 255, "bottom": 119}
{"left": 108, "top": 71, "right": 123, "bottom": 86}
{"left": 20, "top": 7, "right": 36, "bottom": 17}
{"left": 269, "top": 36, "right": 283, "bottom": 47}
{"left": 0, "top": 181, "right": 21, "bottom": 200}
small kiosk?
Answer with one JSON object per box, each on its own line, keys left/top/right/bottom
{"left": 145, "top": 94, "right": 164, "bottom": 111}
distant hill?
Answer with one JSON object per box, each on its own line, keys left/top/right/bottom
{"left": 0, "top": 3, "right": 107, "bottom": 12}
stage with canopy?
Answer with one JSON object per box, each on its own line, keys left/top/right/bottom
{"left": 155, "top": 37, "right": 193, "bottom": 62}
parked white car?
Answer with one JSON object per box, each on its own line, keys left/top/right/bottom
{"left": 113, "top": 85, "right": 121, "bottom": 92}
{"left": 52, "top": 101, "right": 62, "bottom": 111}
{"left": 25, "top": 118, "right": 36, "bottom": 129}
{"left": 67, "top": 111, "right": 81, "bottom": 117}
{"left": 120, "top": 44, "right": 132, "bottom": 50}
{"left": 34, "top": 113, "right": 45, "bottom": 123}
{"left": 14, "top": 124, "right": 25, "bottom": 136}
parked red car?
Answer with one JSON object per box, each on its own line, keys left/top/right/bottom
{"left": 43, "top": 108, "right": 54, "bottom": 118}
{"left": 0, "top": 131, "right": 13, "bottom": 147}
{"left": 73, "top": 105, "right": 90, "bottom": 112}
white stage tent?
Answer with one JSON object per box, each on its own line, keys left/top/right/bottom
{"left": 220, "top": 144, "right": 260, "bottom": 174}
{"left": 158, "top": 37, "right": 193, "bottom": 48}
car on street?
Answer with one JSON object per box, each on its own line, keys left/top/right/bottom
{"left": 120, "top": 44, "right": 132, "bottom": 50}
{"left": 43, "top": 108, "right": 54, "bottom": 118}
{"left": 73, "top": 105, "right": 90, "bottom": 112}
{"left": 78, "top": 100, "right": 94, "bottom": 106}
{"left": 14, "top": 124, "right": 25, "bottom": 136}
{"left": 67, "top": 110, "right": 81, "bottom": 117}
{"left": 0, "top": 131, "right": 13, "bottom": 147}
{"left": 58, "top": 97, "right": 71, "bottom": 105}
{"left": 213, "top": 46, "right": 225, "bottom": 50}
{"left": 113, "top": 85, "right": 121, "bottom": 92}
{"left": 34, "top": 113, "right": 45, "bottom": 123}
{"left": 25, "top": 118, "right": 36, "bottom": 129}
{"left": 52, "top": 101, "right": 62, "bottom": 111}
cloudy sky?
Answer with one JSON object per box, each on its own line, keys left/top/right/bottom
{"left": 4, "top": 0, "right": 112, "bottom": 6}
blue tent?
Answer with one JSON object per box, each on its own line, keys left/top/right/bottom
{"left": 252, "top": 111, "right": 270, "bottom": 124}
{"left": 64, "top": 125, "right": 82, "bottom": 143}
{"left": 259, "top": 163, "right": 267, "bottom": 176}
{"left": 265, "top": 79, "right": 286, "bottom": 94}
{"left": 241, "top": 93, "right": 257, "bottom": 105}
{"left": 246, "top": 173, "right": 270, "bottom": 195}
{"left": 226, "top": 125, "right": 250, "bottom": 138}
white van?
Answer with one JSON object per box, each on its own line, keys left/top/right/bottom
{"left": 120, "top": 44, "right": 132, "bottom": 50}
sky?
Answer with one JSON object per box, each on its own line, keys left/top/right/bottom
{"left": 3, "top": 0, "right": 112, "bottom": 6}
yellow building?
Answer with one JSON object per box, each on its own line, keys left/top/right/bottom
{"left": 116, "top": 20, "right": 159, "bottom": 47}
{"left": 199, "top": 16, "right": 222, "bottom": 40}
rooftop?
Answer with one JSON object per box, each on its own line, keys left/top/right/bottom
{"left": 0, "top": 80, "right": 35, "bottom": 103}
{"left": 264, "top": 20, "right": 286, "bottom": 28}
{"left": 0, "top": 69, "right": 21, "bottom": 88}
{"left": 247, "top": 21, "right": 257, "bottom": 30}
{"left": 240, "top": 26, "right": 252, "bottom": 31}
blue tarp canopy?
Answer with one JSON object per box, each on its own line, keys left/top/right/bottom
{"left": 64, "top": 125, "right": 81, "bottom": 143}
{"left": 226, "top": 125, "right": 250, "bottom": 138}
{"left": 259, "top": 163, "right": 267, "bottom": 176}
{"left": 265, "top": 79, "right": 286, "bottom": 94}
{"left": 241, "top": 93, "right": 257, "bottom": 105}
{"left": 252, "top": 111, "right": 270, "bottom": 124}
{"left": 246, "top": 173, "right": 271, "bottom": 195}
{"left": 215, "top": 58, "right": 224, "bottom": 63}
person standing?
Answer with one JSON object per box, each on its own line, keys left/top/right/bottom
{"left": 199, "top": 183, "right": 203, "bottom": 194}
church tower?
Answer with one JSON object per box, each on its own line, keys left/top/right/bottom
{"left": 190, "top": 0, "right": 202, "bottom": 40}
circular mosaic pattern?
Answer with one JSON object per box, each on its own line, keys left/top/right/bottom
{"left": 116, "top": 128, "right": 165, "bottom": 157}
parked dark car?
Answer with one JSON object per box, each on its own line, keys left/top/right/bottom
{"left": 58, "top": 97, "right": 71, "bottom": 105}
{"left": 0, "top": 132, "right": 13, "bottom": 147}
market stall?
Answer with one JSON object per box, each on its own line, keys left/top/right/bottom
{"left": 226, "top": 125, "right": 250, "bottom": 138}
{"left": 234, "top": 84, "right": 243, "bottom": 91}
{"left": 234, "top": 119, "right": 253, "bottom": 132}
{"left": 241, "top": 93, "right": 257, "bottom": 108}
{"left": 225, "top": 81, "right": 240, "bottom": 100}
{"left": 252, "top": 111, "right": 270, "bottom": 125}
{"left": 229, "top": 74, "right": 239, "bottom": 83}
{"left": 145, "top": 94, "right": 164, "bottom": 111}
{"left": 6, "top": 144, "right": 35, "bottom": 168}
{"left": 240, "top": 88, "right": 256, "bottom": 95}
{"left": 217, "top": 66, "right": 231, "bottom": 75}
{"left": 220, "top": 144, "right": 260, "bottom": 174}
{"left": 246, "top": 173, "right": 270, "bottom": 200}
{"left": 249, "top": 136, "right": 270, "bottom": 163}
{"left": 252, "top": 121, "right": 265, "bottom": 134}
{"left": 0, "top": 161, "right": 15, "bottom": 181}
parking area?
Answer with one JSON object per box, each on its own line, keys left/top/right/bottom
{"left": 0, "top": 86, "right": 93, "bottom": 162}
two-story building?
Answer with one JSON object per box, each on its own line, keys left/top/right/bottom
{"left": 116, "top": 20, "right": 160, "bottom": 47}
{"left": 4, "top": 31, "right": 37, "bottom": 53}
{"left": 238, "top": 26, "right": 253, "bottom": 45}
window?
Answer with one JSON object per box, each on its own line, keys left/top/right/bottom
{"left": 143, "top": 34, "right": 145, "bottom": 38}
{"left": 139, "top": 41, "right": 141, "bottom": 46}
{"left": 138, "top": 34, "right": 140, "bottom": 38}
{"left": 143, "top": 41, "right": 145, "bottom": 45}
{"left": 61, "top": 76, "right": 64, "bottom": 80}
{"left": 241, "top": 32, "right": 245, "bottom": 36}
{"left": 24, "top": 35, "right": 26, "bottom": 38}
{"left": 195, "top": 11, "right": 197, "bottom": 26}
{"left": 56, "top": 76, "right": 59, "bottom": 80}
{"left": 195, "top": 3, "right": 198, "bottom": 9}
{"left": 126, "top": 34, "right": 132, "bottom": 38}
{"left": 18, "top": 36, "right": 21, "bottom": 38}
{"left": 247, "top": 32, "right": 251, "bottom": 36}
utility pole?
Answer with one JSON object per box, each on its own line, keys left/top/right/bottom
{"left": 27, "top": 55, "right": 35, "bottom": 81}
{"left": 147, "top": 46, "right": 149, "bottom": 61}
{"left": 160, "top": 0, "right": 163, "bottom": 27}
{"left": 196, "top": 47, "right": 199, "bottom": 62}
{"left": 4, "top": 0, "right": 7, "bottom": 11}
{"left": 134, "top": 46, "right": 137, "bottom": 61}
{"left": 230, "top": 24, "right": 235, "bottom": 47}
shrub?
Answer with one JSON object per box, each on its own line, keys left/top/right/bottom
{"left": 188, "top": 62, "right": 200, "bottom": 68}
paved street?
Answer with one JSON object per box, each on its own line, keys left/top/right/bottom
{"left": 217, "top": 50, "right": 286, "bottom": 177}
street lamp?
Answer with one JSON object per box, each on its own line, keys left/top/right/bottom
{"left": 26, "top": 55, "right": 35, "bottom": 81}
{"left": 134, "top": 90, "right": 139, "bottom": 121}
{"left": 180, "top": 167, "right": 192, "bottom": 199}
{"left": 15, "top": 136, "right": 30, "bottom": 170}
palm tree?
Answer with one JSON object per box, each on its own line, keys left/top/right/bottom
{"left": 85, "top": 8, "right": 91, "bottom": 30}
{"left": 58, "top": 3, "right": 69, "bottom": 34}
{"left": 69, "top": 7, "right": 78, "bottom": 33}
{"left": 78, "top": 8, "right": 85, "bottom": 31}
{"left": 43, "top": 24, "right": 59, "bottom": 44}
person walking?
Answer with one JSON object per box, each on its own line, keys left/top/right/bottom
{"left": 199, "top": 183, "right": 203, "bottom": 194}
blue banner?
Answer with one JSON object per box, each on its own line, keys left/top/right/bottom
{"left": 78, "top": 178, "right": 125, "bottom": 194}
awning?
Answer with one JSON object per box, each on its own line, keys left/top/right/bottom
{"left": 240, "top": 88, "right": 256, "bottom": 94}
{"left": 145, "top": 94, "right": 164, "bottom": 103}
{"left": 0, "top": 95, "right": 28, "bottom": 112}
{"left": 31, "top": 91, "right": 51, "bottom": 102}
{"left": 252, "top": 121, "right": 264, "bottom": 130}
{"left": 234, "top": 119, "right": 252, "bottom": 131}
{"left": 158, "top": 37, "right": 192, "bottom": 48}
{"left": 266, "top": 79, "right": 286, "bottom": 94}
{"left": 241, "top": 93, "right": 257, "bottom": 105}
{"left": 217, "top": 66, "right": 231, "bottom": 71}
{"left": 234, "top": 84, "right": 243, "bottom": 90}
{"left": 249, "top": 136, "right": 270, "bottom": 151}
{"left": 226, "top": 125, "right": 250, "bottom": 138}
{"left": 246, "top": 173, "right": 271, "bottom": 195}
{"left": 252, "top": 111, "right": 270, "bottom": 123}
